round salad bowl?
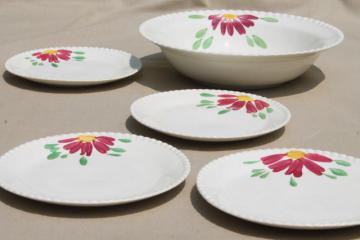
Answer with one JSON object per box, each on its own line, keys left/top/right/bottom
{"left": 140, "top": 10, "right": 343, "bottom": 89}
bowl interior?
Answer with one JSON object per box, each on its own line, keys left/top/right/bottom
{"left": 140, "top": 10, "right": 343, "bottom": 55}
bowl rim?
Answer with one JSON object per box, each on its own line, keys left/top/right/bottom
{"left": 139, "top": 9, "right": 344, "bottom": 57}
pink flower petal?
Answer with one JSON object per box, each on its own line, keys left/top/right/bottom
{"left": 211, "top": 17, "right": 221, "bottom": 30}
{"left": 58, "top": 137, "right": 77, "bottom": 143}
{"left": 226, "top": 22, "right": 234, "bottom": 36}
{"left": 254, "top": 100, "right": 269, "bottom": 110}
{"left": 305, "top": 153, "right": 332, "bottom": 162}
{"left": 239, "top": 14, "right": 258, "bottom": 20}
{"left": 217, "top": 98, "right": 237, "bottom": 106}
{"left": 231, "top": 101, "right": 245, "bottom": 110}
{"left": 303, "top": 158, "right": 325, "bottom": 175}
{"left": 269, "top": 159, "right": 292, "bottom": 172}
{"left": 285, "top": 159, "right": 303, "bottom": 178}
{"left": 246, "top": 101, "right": 257, "bottom": 113}
{"left": 93, "top": 141, "right": 109, "bottom": 154}
{"left": 220, "top": 21, "right": 226, "bottom": 35}
{"left": 233, "top": 20, "right": 245, "bottom": 35}
{"left": 240, "top": 18, "right": 255, "bottom": 28}
{"left": 261, "top": 153, "right": 286, "bottom": 165}
{"left": 86, "top": 142, "right": 93, "bottom": 156}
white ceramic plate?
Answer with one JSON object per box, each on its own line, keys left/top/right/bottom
{"left": 131, "top": 89, "right": 290, "bottom": 141}
{"left": 140, "top": 10, "right": 343, "bottom": 88}
{"left": 197, "top": 148, "right": 360, "bottom": 229}
{"left": 5, "top": 47, "right": 142, "bottom": 86}
{"left": 0, "top": 132, "right": 190, "bottom": 206}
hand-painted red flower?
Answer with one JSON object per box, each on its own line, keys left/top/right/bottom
{"left": 217, "top": 94, "right": 269, "bottom": 113}
{"left": 261, "top": 151, "right": 333, "bottom": 177}
{"left": 32, "top": 49, "right": 72, "bottom": 63}
{"left": 208, "top": 14, "right": 258, "bottom": 36}
{"left": 58, "top": 135, "right": 115, "bottom": 156}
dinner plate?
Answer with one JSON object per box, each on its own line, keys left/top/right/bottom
{"left": 131, "top": 89, "right": 290, "bottom": 141}
{"left": 5, "top": 47, "right": 142, "bottom": 86}
{"left": 197, "top": 148, "right": 360, "bottom": 229}
{"left": 0, "top": 132, "right": 190, "bottom": 206}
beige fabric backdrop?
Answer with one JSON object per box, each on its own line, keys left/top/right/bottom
{"left": 0, "top": 0, "right": 359, "bottom": 239}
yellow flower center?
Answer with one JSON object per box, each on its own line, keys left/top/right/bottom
{"left": 223, "top": 14, "right": 237, "bottom": 20}
{"left": 77, "top": 135, "right": 96, "bottom": 143}
{"left": 287, "top": 150, "right": 306, "bottom": 159}
{"left": 236, "top": 95, "right": 254, "bottom": 102}
{"left": 42, "top": 49, "right": 58, "bottom": 55}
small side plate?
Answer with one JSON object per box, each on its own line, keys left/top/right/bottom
{"left": 5, "top": 47, "right": 142, "bottom": 86}
{"left": 197, "top": 148, "right": 360, "bottom": 229}
{"left": 131, "top": 89, "right": 290, "bottom": 141}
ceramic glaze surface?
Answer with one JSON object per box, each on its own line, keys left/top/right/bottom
{"left": 131, "top": 89, "right": 290, "bottom": 141}
{"left": 140, "top": 10, "right": 343, "bottom": 88}
{"left": 197, "top": 149, "right": 360, "bottom": 229}
{"left": 0, "top": 132, "right": 190, "bottom": 206}
{"left": 5, "top": 47, "right": 142, "bottom": 86}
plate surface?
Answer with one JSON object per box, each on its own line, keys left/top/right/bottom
{"left": 0, "top": 132, "right": 190, "bottom": 206}
{"left": 131, "top": 89, "right": 290, "bottom": 141}
{"left": 5, "top": 47, "right": 142, "bottom": 86}
{"left": 197, "top": 148, "right": 360, "bottom": 229}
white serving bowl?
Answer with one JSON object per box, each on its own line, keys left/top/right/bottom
{"left": 140, "top": 10, "right": 343, "bottom": 89}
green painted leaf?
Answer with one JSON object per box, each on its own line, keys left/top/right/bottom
{"left": 196, "top": 28, "right": 207, "bottom": 38}
{"left": 251, "top": 169, "right": 265, "bottom": 173}
{"left": 38, "top": 63, "right": 44, "bottom": 66}
{"left": 61, "top": 154, "right": 68, "bottom": 159}
{"left": 324, "top": 173, "right": 337, "bottom": 179}
{"left": 251, "top": 171, "right": 263, "bottom": 177}
{"left": 335, "top": 160, "right": 351, "bottom": 167}
{"left": 243, "top": 160, "right": 259, "bottom": 164}
{"left": 246, "top": 36, "right": 254, "bottom": 47}
{"left": 80, "top": 157, "right": 88, "bottom": 166}
{"left": 108, "top": 153, "right": 121, "bottom": 157}
{"left": 47, "top": 151, "right": 60, "bottom": 160}
{"left": 206, "top": 106, "right": 216, "bottom": 109}
{"left": 259, "top": 112, "right": 266, "bottom": 119}
{"left": 50, "top": 147, "right": 59, "bottom": 152}
{"left": 196, "top": 104, "right": 209, "bottom": 107}
{"left": 260, "top": 172, "right": 270, "bottom": 179}
{"left": 51, "top": 63, "right": 58, "bottom": 67}
{"left": 189, "top": 14, "right": 205, "bottom": 19}
{"left": 118, "top": 138, "right": 131, "bottom": 143}
{"left": 252, "top": 114, "right": 257, "bottom": 118}
{"left": 290, "top": 177, "right": 298, "bottom": 187}
{"left": 266, "top": 108, "right": 273, "bottom": 113}
{"left": 72, "top": 56, "right": 85, "bottom": 60}
{"left": 218, "top": 109, "right": 230, "bottom": 114}
{"left": 330, "top": 168, "right": 347, "bottom": 176}
{"left": 111, "top": 148, "right": 126, "bottom": 153}
{"left": 45, "top": 144, "right": 58, "bottom": 149}
{"left": 261, "top": 17, "right": 279, "bottom": 22}
{"left": 253, "top": 35, "right": 267, "bottom": 49}
{"left": 32, "top": 62, "right": 38, "bottom": 66}
{"left": 200, "top": 93, "right": 215, "bottom": 97}
{"left": 192, "top": 39, "right": 202, "bottom": 50}
{"left": 200, "top": 100, "right": 214, "bottom": 104}
{"left": 73, "top": 51, "right": 85, "bottom": 54}
{"left": 202, "top": 36, "right": 213, "bottom": 49}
